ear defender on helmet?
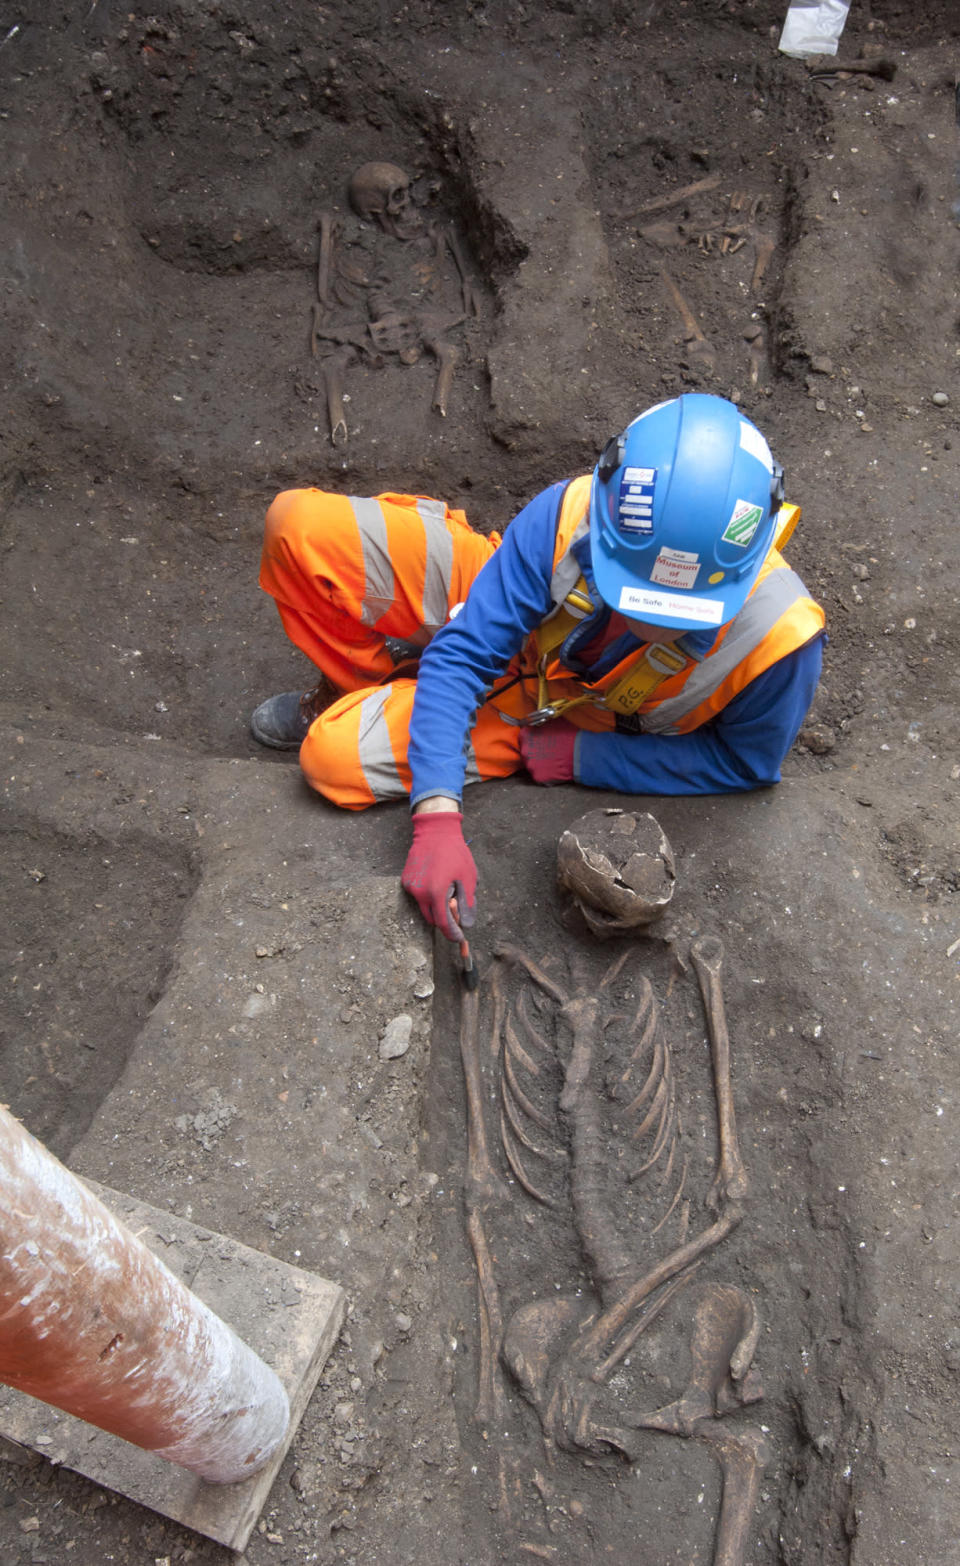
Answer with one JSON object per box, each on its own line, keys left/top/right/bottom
{"left": 588, "top": 393, "right": 783, "bottom": 633}
{"left": 770, "top": 459, "right": 785, "bottom": 514}
{"left": 597, "top": 431, "right": 627, "bottom": 485}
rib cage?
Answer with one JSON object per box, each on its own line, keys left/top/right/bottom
{"left": 496, "top": 947, "right": 685, "bottom": 1307}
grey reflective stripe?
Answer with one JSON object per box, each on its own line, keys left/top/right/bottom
{"left": 640, "top": 567, "right": 811, "bottom": 735}
{"left": 549, "top": 514, "right": 590, "bottom": 609}
{"left": 349, "top": 497, "right": 395, "bottom": 626}
{"left": 356, "top": 688, "right": 407, "bottom": 800}
{"left": 462, "top": 737, "right": 482, "bottom": 789}
{"left": 417, "top": 497, "right": 455, "bottom": 631}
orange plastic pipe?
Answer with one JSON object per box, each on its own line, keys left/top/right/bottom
{"left": 0, "top": 1103, "right": 289, "bottom": 1483}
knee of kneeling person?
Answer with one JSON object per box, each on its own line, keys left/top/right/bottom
{"left": 263, "top": 488, "right": 308, "bottom": 550}
{"left": 299, "top": 720, "right": 374, "bottom": 811}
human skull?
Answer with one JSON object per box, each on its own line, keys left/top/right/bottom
{"left": 348, "top": 161, "right": 423, "bottom": 241}
{"left": 557, "top": 808, "right": 676, "bottom": 939}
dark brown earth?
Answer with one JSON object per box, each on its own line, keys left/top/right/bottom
{"left": 1, "top": 2, "right": 959, "bottom": 1563}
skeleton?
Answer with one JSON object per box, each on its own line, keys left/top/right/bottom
{"left": 678, "top": 191, "right": 777, "bottom": 286}
{"left": 638, "top": 183, "right": 777, "bottom": 386}
{"left": 457, "top": 934, "right": 767, "bottom": 1565}
{"left": 309, "top": 162, "right": 478, "bottom": 443}
{"left": 637, "top": 187, "right": 776, "bottom": 286}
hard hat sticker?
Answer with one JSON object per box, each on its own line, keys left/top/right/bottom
{"left": 618, "top": 466, "right": 656, "bottom": 534}
{"left": 738, "top": 419, "right": 773, "bottom": 472}
{"left": 620, "top": 585, "right": 723, "bottom": 625}
{"left": 649, "top": 546, "right": 700, "bottom": 590}
{"left": 722, "top": 500, "right": 763, "bottom": 547}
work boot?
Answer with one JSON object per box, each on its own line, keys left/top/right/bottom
{"left": 384, "top": 636, "right": 422, "bottom": 667}
{"left": 250, "top": 679, "right": 335, "bottom": 750}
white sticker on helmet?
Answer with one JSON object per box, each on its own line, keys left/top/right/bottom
{"left": 738, "top": 419, "right": 773, "bottom": 472}
{"left": 619, "top": 585, "right": 723, "bottom": 625}
{"left": 649, "top": 546, "right": 699, "bottom": 590}
{"left": 618, "top": 466, "right": 656, "bottom": 533}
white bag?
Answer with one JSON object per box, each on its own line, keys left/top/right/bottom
{"left": 778, "top": 0, "right": 851, "bottom": 57}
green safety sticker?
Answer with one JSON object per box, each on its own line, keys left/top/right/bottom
{"left": 722, "top": 500, "right": 763, "bottom": 547}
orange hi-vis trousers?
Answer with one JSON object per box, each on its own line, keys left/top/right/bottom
{"left": 259, "top": 487, "right": 520, "bottom": 810}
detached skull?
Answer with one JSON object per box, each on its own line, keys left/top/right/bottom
{"left": 348, "top": 161, "right": 423, "bottom": 241}
{"left": 557, "top": 809, "right": 676, "bottom": 938}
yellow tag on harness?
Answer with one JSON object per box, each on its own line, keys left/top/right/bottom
{"left": 534, "top": 577, "right": 596, "bottom": 664}
{"left": 601, "top": 641, "right": 688, "bottom": 716}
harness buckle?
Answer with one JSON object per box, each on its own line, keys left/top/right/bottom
{"left": 524, "top": 706, "right": 560, "bottom": 727}
{"left": 644, "top": 642, "right": 687, "bottom": 677}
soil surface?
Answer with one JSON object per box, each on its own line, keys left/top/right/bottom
{"left": 1, "top": 3, "right": 959, "bottom": 1564}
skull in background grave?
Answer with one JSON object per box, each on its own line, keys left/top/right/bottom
{"left": 348, "top": 161, "right": 423, "bottom": 241}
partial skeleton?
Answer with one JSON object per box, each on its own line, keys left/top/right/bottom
{"left": 457, "top": 937, "right": 768, "bottom": 1566}
{"left": 309, "top": 161, "right": 477, "bottom": 443}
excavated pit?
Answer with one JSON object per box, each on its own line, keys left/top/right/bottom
{"left": 1, "top": 4, "right": 958, "bottom": 1563}
{"left": 0, "top": 821, "right": 193, "bottom": 1158}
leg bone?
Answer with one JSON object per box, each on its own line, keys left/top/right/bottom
{"left": 316, "top": 211, "right": 339, "bottom": 309}
{"left": 750, "top": 231, "right": 776, "bottom": 295}
{"left": 319, "top": 345, "right": 356, "bottom": 447}
{"left": 424, "top": 333, "right": 459, "bottom": 418}
{"left": 694, "top": 1423, "right": 770, "bottom": 1566}
{"left": 467, "top": 1203, "right": 506, "bottom": 1426}
{"left": 660, "top": 268, "right": 717, "bottom": 373}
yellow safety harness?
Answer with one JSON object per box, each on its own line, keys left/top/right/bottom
{"left": 527, "top": 580, "right": 687, "bottom": 724}
{"left": 526, "top": 502, "right": 801, "bottom": 727}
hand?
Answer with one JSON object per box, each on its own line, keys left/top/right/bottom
{"left": 519, "top": 719, "right": 577, "bottom": 784}
{"left": 401, "top": 811, "right": 477, "bottom": 941}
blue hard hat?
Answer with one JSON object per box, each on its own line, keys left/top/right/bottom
{"left": 588, "top": 393, "right": 784, "bottom": 632}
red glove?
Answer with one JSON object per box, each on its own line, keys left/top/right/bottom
{"left": 519, "top": 719, "right": 577, "bottom": 784}
{"left": 401, "top": 812, "right": 477, "bottom": 941}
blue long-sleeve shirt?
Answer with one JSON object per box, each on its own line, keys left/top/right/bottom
{"left": 408, "top": 482, "right": 824, "bottom": 806}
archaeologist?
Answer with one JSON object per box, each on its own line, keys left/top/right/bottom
{"left": 252, "top": 393, "right": 825, "bottom": 943}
